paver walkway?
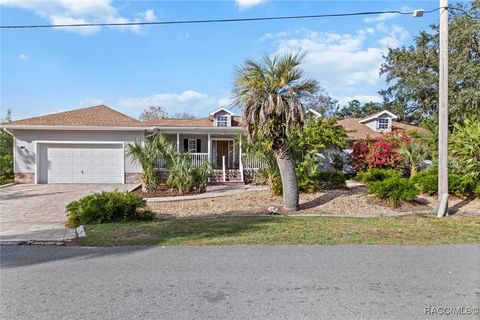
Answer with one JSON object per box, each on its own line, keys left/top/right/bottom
{"left": 0, "top": 184, "right": 138, "bottom": 243}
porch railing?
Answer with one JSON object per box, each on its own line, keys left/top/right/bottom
{"left": 191, "top": 153, "right": 209, "bottom": 167}
{"left": 155, "top": 153, "right": 209, "bottom": 170}
{"left": 241, "top": 154, "right": 267, "bottom": 170}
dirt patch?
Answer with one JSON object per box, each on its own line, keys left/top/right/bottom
{"left": 132, "top": 185, "right": 203, "bottom": 198}
{"left": 147, "top": 186, "right": 480, "bottom": 218}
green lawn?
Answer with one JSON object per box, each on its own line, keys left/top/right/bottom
{"left": 73, "top": 215, "right": 480, "bottom": 246}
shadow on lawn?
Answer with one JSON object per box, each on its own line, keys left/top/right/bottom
{"left": 449, "top": 197, "right": 477, "bottom": 215}
{"left": 299, "top": 186, "right": 366, "bottom": 211}
{"left": 131, "top": 216, "right": 281, "bottom": 243}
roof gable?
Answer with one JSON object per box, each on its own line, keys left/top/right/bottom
{"left": 5, "top": 105, "right": 143, "bottom": 128}
{"left": 209, "top": 107, "right": 235, "bottom": 116}
{"left": 359, "top": 110, "right": 398, "bottom": 124}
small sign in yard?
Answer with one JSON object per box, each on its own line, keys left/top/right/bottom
{"left": 76, "top": 225, "right": 87, "bottom": 237}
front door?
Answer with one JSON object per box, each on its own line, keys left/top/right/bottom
{"left": 216, "top": 140, "right": 229, "bottom": 168}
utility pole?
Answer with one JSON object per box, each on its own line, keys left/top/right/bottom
{"left": 437, "top": 0, "right": 449, "bottom": 217}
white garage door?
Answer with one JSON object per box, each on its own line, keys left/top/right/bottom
{"left": 39, "top": 144, "right": 124, "bottom": 184}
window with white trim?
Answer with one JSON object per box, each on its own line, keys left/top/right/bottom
{"left": 216, "top": 115, "right": 228, "bottom": 127}
{"left": 188, "top": 139, "right": 197, "bottom": 152}
{"left": 378, "top": 118, "right": 389, "bottom": 130}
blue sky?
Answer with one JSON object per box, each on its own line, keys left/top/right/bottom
{"left": 1, "top": 0, "right": 441, "bottom": 120}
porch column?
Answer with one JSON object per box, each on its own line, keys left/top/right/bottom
{"left": 176, "top": 133, "right": 180, "bottom": 154}
{"left": 207, "top": 133, "right": 211, "bottom": 164}
{"left": 239, "top": 138, "right": 244, "bottom": 182}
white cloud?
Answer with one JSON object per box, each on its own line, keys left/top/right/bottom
{"left": 364, "top": 12, "right": 398, "bottom": 24}
{"left": 235, "top": 0, "right": 267, "bottom": 10}
{"left": 218, "top": 97, "right": 234, "bottom": 107}
{"left": 0, "top": 0, "right": 155, "bottom": 35}
{"left": 119, "top": 90, "right": 214, "bottom": 115}
{"left": 337, "top": 95, "right": 383, "bottom": 106}
{"left": 19, "top": 53, "right": 28, "bottom": 60}
{"left": 141, "top": 9, "right": 156, "bottom": 22}
{"left": 267, "top": 23, "right": 409, "bottom": 100}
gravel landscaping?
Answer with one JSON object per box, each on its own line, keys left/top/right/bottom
{"left": 147, "top": 185, "right": 480, "bottom": 218}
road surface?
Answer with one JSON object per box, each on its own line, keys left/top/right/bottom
{"left": 1, "top": 245, "right": 479, "bottom": 320}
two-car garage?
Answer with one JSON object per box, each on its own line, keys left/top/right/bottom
{"left": 36, "top": 143, "right": 125, "bottom": 184}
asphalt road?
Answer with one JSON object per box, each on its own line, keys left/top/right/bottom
{"left": 1, "top": 245, "right": 479, "bottom": 320}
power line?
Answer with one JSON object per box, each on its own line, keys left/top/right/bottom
{"left": 0, "top": 8, "right": 441, "bottom": 29}
{"left": 449, "top": 7, "right": 480, "bottom": 20}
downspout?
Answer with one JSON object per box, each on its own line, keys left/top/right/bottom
{"left": 145, "top": 127, "right": 159, "bottom": 139}
{"left": 3, "top": 127, "right": 13, "bottom": 136}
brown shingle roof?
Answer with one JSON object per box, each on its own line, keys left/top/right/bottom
{"left": 7, "top": 105, "right": 143, "bottom": 127}
{"left": 337, "top": 118, "right": 382, "bottom": 140}
{"left": 336, "top": 118, "right": 429, "bottom": 140}
{"left": 144, "top": 116, "right": 243, "bottom": 127}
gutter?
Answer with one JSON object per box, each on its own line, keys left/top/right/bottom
{"left": 2, "top": 127, "right": 13, "bottom": 136}
{"left": 2, "top": 125, "right": 149, "bottom": 131}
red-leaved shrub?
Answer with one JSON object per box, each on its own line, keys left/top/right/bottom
{"left": 351, "top": 135, "right": 407, "bottom": 171}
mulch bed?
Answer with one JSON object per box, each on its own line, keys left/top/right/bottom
{"left": 131, "top": 185, "right": 203, "bottom": 198}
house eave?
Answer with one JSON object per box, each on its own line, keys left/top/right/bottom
{"left": 153, "top": 126, "right": 243, "bottom": 133}
{"left": 2, "top": 125, "right": 148, "bottom": 131}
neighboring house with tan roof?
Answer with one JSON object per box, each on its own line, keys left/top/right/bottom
{"left": 307, "top": 109, "right": 429, "bottom": 143}
{"left": 2, "top": 105, "right": 247, "bottom": 184}
{"left": 306, "top": 109, "right": 430, "bottom": 172}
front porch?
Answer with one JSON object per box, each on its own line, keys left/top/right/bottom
{"left": 154, "top": 133, "right": 264, "bottom": 182}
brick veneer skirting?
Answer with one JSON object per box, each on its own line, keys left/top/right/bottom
{"left": 125, "top": 173, "right": 142, "bottom": 184}
{"left": 15, "top": 173, "right": 34, "bottom": 184}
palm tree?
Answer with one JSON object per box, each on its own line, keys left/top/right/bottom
{"left": 233, "top": 52, "right": 318, "bottom": 211}
{"left": 399, "top": 142, "right": 427, "bottom": 177}
{"left": 127, "top": 133, "right": 174, "bottom": 193}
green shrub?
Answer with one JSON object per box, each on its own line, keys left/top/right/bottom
{"left": 411, "top": 170, "right": 438, "bottom": 195}
{"left": 317, "top": 172, "right": 347, "bottom": 189}
{"left": 0, "top": 176, "right": 13, "bottom": 185}
{"left": 474, "top": 181, "right": 480, "bottom": 197}
{"left": 368, "top": 177, "right": 420, "bottom": 208}
{"left": 355, "top": 169, "right": 402, "bottom": 184}
{"left": 66, "top": 191, "right": 154, "bottom": 227}
{"left": 0, "top": 154, "right": 14, "bottom": 180}
{"left": 412, "top": 168, "right": 478, "bottom": 197}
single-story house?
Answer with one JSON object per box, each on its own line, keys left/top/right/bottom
{"left": 3, "top": 105, "right": 253, "bottom": 184}
{"left": 3, "top": 105, "right": 429, "bottom": 184}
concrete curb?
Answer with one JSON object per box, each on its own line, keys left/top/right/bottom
{"left": 0, "top": 240, "right": 65, "bottom": 246}
{"left": 0, "top": 182, "right": 15, "bottom": 189}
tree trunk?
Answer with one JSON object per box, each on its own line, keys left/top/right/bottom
{"left": 274, "top": 146, "right": 299, "bottom": 211}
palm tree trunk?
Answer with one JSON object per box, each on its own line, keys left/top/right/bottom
{"left": 274, "top": 146, "right": 299, "bottom": 211}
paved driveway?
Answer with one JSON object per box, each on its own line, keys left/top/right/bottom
{"left": 0, "top": 184, "right": 138, "bottom": 242}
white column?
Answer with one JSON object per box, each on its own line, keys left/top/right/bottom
{"left": 176, "top": 133, "right": 180, "bottom": 154}
{"left": 239, "top": 138, "right": 244, "bottom": 182}
{"left": 222, "top": 156, "right": 226, "bottom": 182}
{"left": 207, "top": 133, "right": 211, "bottom": 164}
{"left": 233, "top": 140, "right": 236, "bottom": 168}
